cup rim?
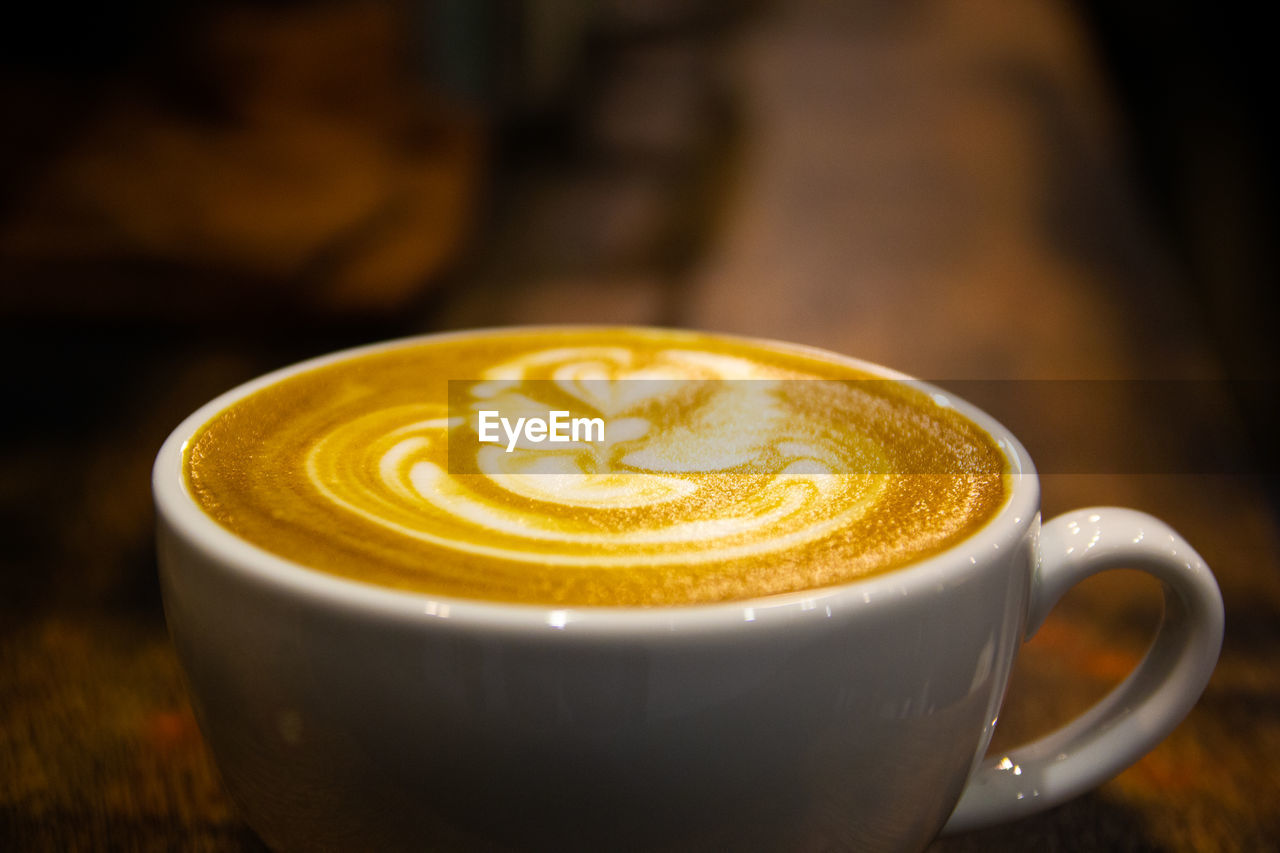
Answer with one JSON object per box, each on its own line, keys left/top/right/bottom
{"left": 153, "top": 325, "right": 1040, "bottom": 636}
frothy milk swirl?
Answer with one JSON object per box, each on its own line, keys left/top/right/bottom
{"left": 304, "top": 347, "right": 893, "bottom": 567}
{"left": 185, "top": 329, "right": 1008, "bottom": 605}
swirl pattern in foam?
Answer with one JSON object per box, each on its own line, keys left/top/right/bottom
{"left": 185, "top": 328, "right": 1008, "bottom": 606}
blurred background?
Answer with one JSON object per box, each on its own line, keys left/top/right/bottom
{"left": 1, "top": 0, "right": 1276, "bottom": 849}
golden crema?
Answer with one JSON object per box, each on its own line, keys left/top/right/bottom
{"left": 185, "top": 328, "right": 1008, "bottom": 606}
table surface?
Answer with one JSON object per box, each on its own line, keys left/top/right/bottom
{"left": 2, "top": 0, "right": 1277, "bottom": 850}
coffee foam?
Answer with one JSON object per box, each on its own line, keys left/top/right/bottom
{"left": 185, "top": 329, "right": 1008, "bottom": 605}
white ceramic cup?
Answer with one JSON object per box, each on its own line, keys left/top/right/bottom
{"left": 153, "top": 333, "right": 1224, "bottom": 852}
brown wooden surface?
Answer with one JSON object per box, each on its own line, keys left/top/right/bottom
{"left": 2, "top": 0, "right": 1277, "bottom": 850}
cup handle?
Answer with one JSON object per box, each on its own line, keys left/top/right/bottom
{"left": 943, "top": 507, "right": 1224, "bottom": 834}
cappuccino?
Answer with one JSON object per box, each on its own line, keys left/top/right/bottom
{"left": 185, "top": 328, "right": 1007, "bottom": 605}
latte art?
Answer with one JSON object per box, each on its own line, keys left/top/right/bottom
{"left": 312, "top": 352, "right": 894, "bottom": 569}
{"left": 185, "top": 329, "right": 1008, "bottom": 605}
